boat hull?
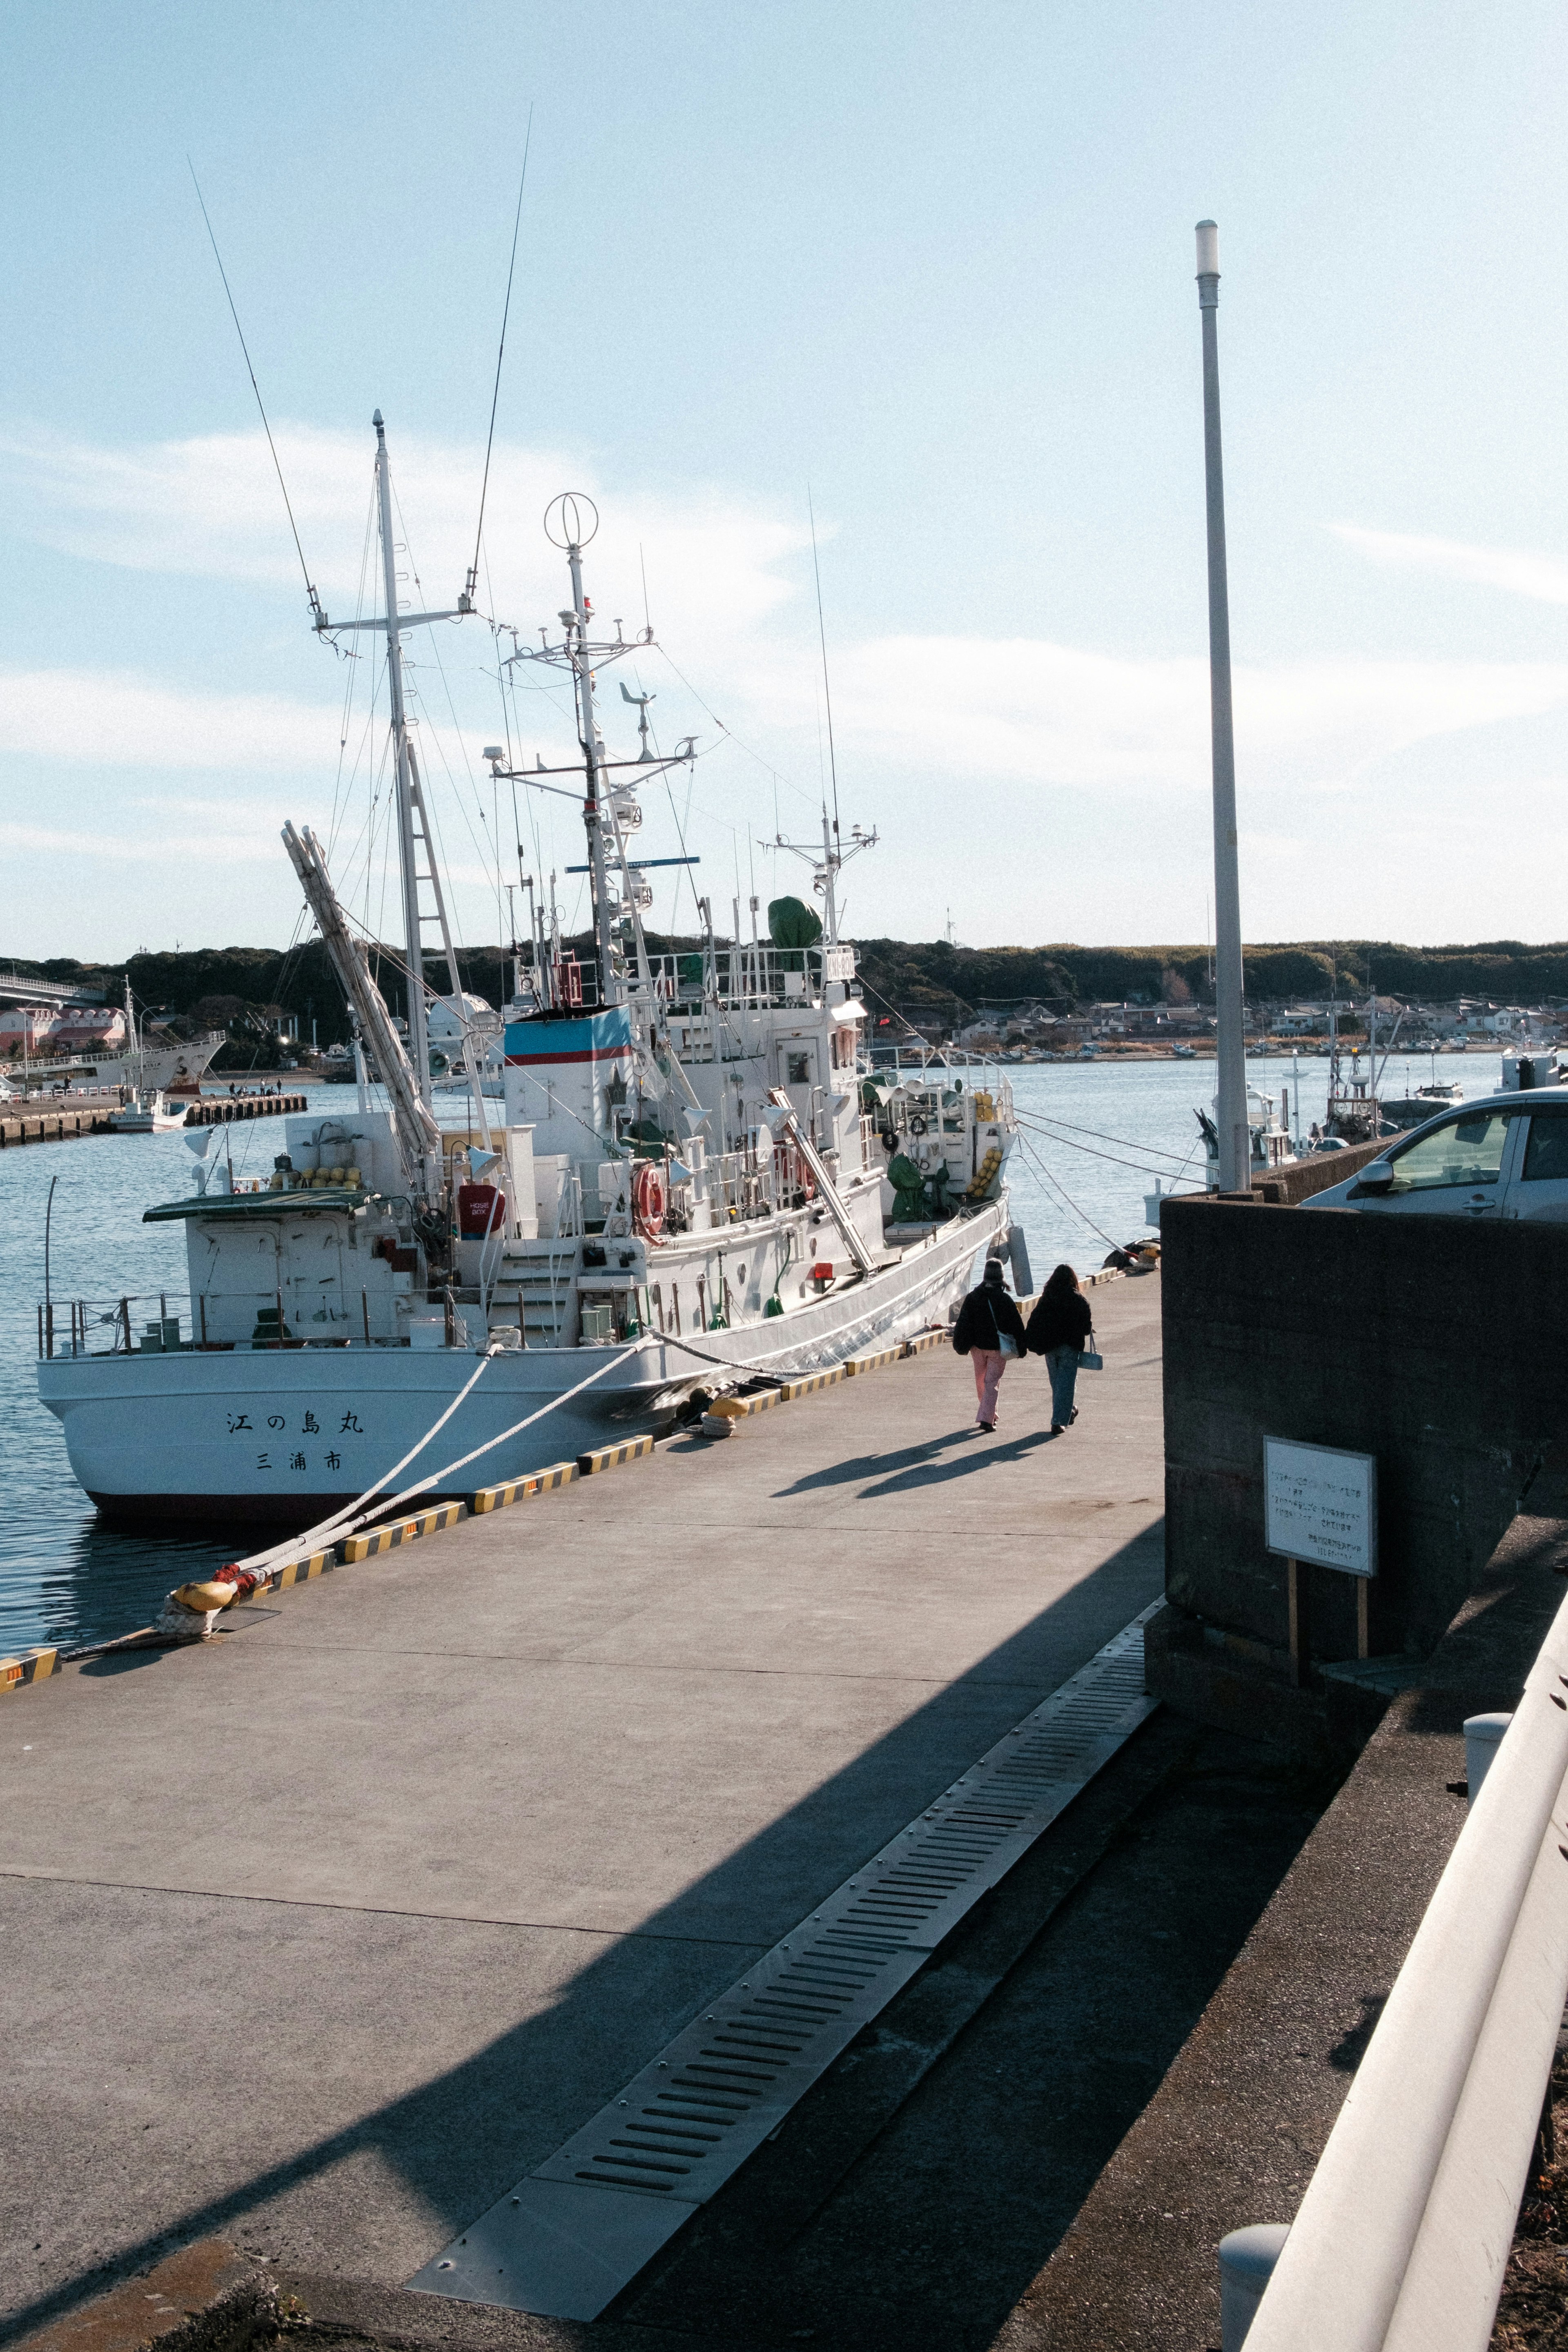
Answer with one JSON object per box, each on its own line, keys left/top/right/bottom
{"left": 39, "top": 1203, "right": 1009, "bottom": 1527}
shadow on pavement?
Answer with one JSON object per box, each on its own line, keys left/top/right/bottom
{"left": 5, "top": 1529, "right": 1169, "bottom": 2344}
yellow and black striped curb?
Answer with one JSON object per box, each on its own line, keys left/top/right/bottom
{"left": 577, "top": 1434, "right": 657, "bottom": 1476}
{"left": 260, "top": 1547, "right": 335, "bottom": 1592}
{"left": 1, "top": 1646, "right": 58, "bottom": 1692}
{"left": 340, "top": 1500, "right": 468, "bottom": 1562}
{"left": 471, "top": 1460, "right": 580, "bottom": 1512}
{"left": 778, "top": 1366, "right": 849, "bottom": 1400}
{"left": 5, "top": 1321, "right": 973, "bottom": 1689}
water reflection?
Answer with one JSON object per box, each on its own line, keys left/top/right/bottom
{"left": 23, "top": 1513, "right": 247, "bottom": 1655}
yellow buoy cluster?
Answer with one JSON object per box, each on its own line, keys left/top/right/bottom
{"left": 968, "top": 1144, "right": 1002, "bottom": 1199}
{"left": 268, "top": 1164, "right": 361, "bottom": 1192}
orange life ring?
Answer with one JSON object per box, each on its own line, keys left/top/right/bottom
{"left": 633, "top": 1160, "right": 668, "bottom": 1239}
{"left": 773, "top": 1138, "right": 817, "bottom": 1203}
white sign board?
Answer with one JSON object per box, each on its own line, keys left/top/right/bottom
{"left": 1264, "top": 1438, "right": 1377, "bottom": 1578}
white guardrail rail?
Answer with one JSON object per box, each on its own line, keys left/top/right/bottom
{"left": 1231, "top": 1587, "right": 1568, "bottom": 2351}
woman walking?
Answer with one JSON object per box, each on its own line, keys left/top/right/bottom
{"left": 951, "top": 1258, "right": 1029, "bottom": 1432}
{"left": 1026, "top": 1262, "right": 1094, "bottom": 1435}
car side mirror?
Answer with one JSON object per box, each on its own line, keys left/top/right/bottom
{"left": 1356, "top": 1160, "right": 1396, "bottom": 1195}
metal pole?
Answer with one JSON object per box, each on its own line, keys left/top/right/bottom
{"left": 1195, "top": 220, "right": 1249, "bottom": 1194}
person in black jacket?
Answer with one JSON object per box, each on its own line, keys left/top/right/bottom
{"left": 1025, "top": 1262, "right": 1094, "bottom": 1434}
{"left": 951, "top": 1258, "right": 1029, "bottom": 1432}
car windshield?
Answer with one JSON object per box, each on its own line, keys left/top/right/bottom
{"left": 1388, "top": 1109, "right": 1511, "bottom": 1192}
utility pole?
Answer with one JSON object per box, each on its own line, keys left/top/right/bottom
{"left": 1195, "top": 220, "right": 1249, "bottom": 1193}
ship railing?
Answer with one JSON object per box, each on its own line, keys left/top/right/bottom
{"left": 642, "top": 942, "right": 853, "bottom": 1012}
{"left": 38, "top": 1286, "right": 418, "bottom": 1359}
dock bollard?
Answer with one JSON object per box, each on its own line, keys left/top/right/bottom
{"left": 1218, "top": 2223, "right": 1289, "bottom": 2349}
{"left": 1463, "top": 1712, "right": 1512, "bottom": 1799}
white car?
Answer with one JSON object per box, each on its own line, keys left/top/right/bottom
{"left": 1307, "top": 1087, "right": 1568, "bottom": 1223}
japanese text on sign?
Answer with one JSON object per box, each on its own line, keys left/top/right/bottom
{"left": 1264, "top": 1439, "right": 1377, "bottom": 1578}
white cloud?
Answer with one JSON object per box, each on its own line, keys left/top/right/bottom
{"left": 811, "top": 638, "right": 1568, "bottom": 791}
{"left": 1333, "top": 522, "right": 1568, "bottom": 606}
{"left": 0, "top": 666, "right": 332, "bottom": 768}
{"left": 0, "top": 423, "right": 811, "bottom": 664}
{"left": 0, "top": 806, "right": 280, "bottom": 865}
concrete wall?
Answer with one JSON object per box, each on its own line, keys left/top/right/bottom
{"left": 1161, "top": 1197, "right": 1568, "bottom": 1666}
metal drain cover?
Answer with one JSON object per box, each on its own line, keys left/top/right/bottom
{"left": 408, "top": 1602, "right": 1159, "bottom": 2319}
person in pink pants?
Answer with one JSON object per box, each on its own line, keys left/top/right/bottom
{"left": 950, "top": 1259, "right": 1030, "bottom": 1432}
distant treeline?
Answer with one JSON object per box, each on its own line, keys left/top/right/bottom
{"left": 852, "top": 939, "right": 1568, "bottom": 1015}
{"left": 6, "top": 936, "right": 1568, "bottom": 1048}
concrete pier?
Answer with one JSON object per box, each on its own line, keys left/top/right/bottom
{"left": 0, "top": 1277, "right": 1164, "bottom": 2339}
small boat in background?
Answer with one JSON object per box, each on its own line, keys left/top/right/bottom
{"left": 109, "top": 1090, "right": 185, "bottom": 1135}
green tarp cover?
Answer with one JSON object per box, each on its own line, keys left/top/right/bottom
{"left": 768, "top": 895, "right": 823, "bottom": 951}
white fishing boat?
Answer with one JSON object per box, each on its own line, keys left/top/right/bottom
{"left": 1195, "top": 1082, "right": 1296, "bottom": 1185}
{"left": 104, "top": 985, "right": 194, "bottom": 1131}
{"left": 107, "top": 1090, "right": 186, "bottom": 1135}
{"left": 37, "top": 423, "right": 1023, "bottom": 1526}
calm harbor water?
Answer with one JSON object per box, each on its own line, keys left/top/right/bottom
{"left": 0, "top": 1052, "right": 1508, "bottom": 1656}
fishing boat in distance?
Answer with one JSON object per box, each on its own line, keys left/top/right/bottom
{"left": 107, "top": 1090, "right": 185, "bottom": 1135}
{"left": 37, "top": 422, "right": 1024, "bottom": 1525}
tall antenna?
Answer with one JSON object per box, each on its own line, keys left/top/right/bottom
{"left": 806, "top": 487, "right": 842, "bottom": 842}
{"left": 187, "top": 160, "right": 325, "bottom": 630}
{"left": 464, "top": 111, "right": 534, "bottom": 614}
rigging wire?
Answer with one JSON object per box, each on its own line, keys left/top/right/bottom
{"left": 1013, "top": 1113, "right": 1192, "bottom": 1173}
{"left": 653, "top": 644, "right": 814, "bottom": 811}
{"left": 1011, "top": 1106, "right": 1198, "bottom": 1164}
{"left": 468, "top": 114, "right": 534, "bottom": 602}
{"left": 807, "top": 485, "right": 841, "bottom": 840}
{"left": 1013, "top": 1130, "right": 1123, "bottom": 1254}
{"left": 1011, "top": 1114, "right": 1187, "bottom": 1181}
{"left": 187, "top": 160, "right": 322, "bottom": 626}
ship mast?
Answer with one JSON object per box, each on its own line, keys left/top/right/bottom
{"left": 487, "top": 494, "right": 697, "bottom": 1016}
{"left": 771, "top": 814, "right": 879, "bottom": 951}
{"left": 372, "top": 413, "right": 437, "bottom": 1105}
{"left": 314, "top": 415, "right": 493, "bottom": 1166}
{"left": 559, "top": 519, "right": 624, "bottom": 1005}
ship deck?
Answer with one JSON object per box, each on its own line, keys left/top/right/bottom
{"left": 1, "top": 1276, "right": 1164, "bottom": 2343}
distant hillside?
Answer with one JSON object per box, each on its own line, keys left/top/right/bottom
{"left": 850, "top": 938, "right": 1568, "bottom": 1017}
{"left": 5, "top": 936, "right": 1566, "bottom": 1059}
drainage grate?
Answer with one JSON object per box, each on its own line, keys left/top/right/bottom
{"left": 407, "top": 1601, "right": 1160, "bottom": 2321}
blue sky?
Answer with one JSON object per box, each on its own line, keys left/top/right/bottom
{"left": 4, "top": 0, "right": 1568, "bottom": 960}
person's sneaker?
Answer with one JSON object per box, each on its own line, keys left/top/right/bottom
{"left": 1050, "top": 1423, "right": 1064, "bottom": 1435}
{"left": 979, "top": 1419, "right": 996, "bottom": 1432}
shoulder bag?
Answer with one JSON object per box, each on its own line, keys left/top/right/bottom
{"left": 1079, "top": 1325, "right": 1104, "bottom": 1372}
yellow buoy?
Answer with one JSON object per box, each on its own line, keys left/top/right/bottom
{"left": 172, "top": 1579, "right": 239, "bottom": 1614}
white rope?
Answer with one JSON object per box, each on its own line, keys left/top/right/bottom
{"left": 226, "top": 1342, "right": 646, "bottom": 1579}
{"left": 227, "top": 1341, "right": 504, "bottom": 1576}
{"left": 355, "top": 1342, "right": 641, "bottom": 1515}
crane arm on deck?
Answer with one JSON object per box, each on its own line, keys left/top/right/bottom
{"left": 281, "top": 821, "right": 444, "bottom": 1200}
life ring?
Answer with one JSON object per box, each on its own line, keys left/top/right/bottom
{"left": 632, "top": 1161, "right": 668, "bottom": 1239}
{"left": 908, "top": 1115, "right": 928, "bottom": 1136}
{"left": 773, "top": 1139, "right": 817, "bottom": 1203}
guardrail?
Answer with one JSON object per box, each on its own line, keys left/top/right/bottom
{"left": 1235, "top": 1586, "right": 1568, "bottom": 2351}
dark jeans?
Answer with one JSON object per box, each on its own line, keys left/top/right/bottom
{"left": 1045, "top": 1345, "right": 1080, "bottom": 1427}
